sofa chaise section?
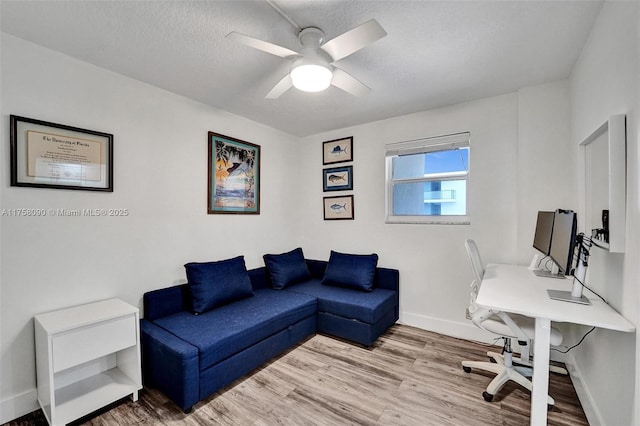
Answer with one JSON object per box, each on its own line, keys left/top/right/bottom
{"left": 292, "top": 259, "right": 399, "bottom": 346}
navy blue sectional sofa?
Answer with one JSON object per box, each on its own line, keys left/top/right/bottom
{"left": 140, "top": 255, "right": 399, "bottom": 412}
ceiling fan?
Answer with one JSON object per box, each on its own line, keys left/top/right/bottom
{"left": 226, "top": 19, "right": 387, "bottom": 98}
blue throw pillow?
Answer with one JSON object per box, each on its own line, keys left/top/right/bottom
{"left": 322, "top": 250, "right": 379, "bottom": 292}
{"left": 263, "top": 247, "right": 311, "bottom": 289}
{"left": 185, "top": 256, "right": 253, "bottom": 314}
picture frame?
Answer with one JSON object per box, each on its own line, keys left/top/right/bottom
{"left": 323, "top": 165, "right": 353, "bottom": 192}
{"left": 322, "top": 136, "right": 353, "bottom": 165}
{"left": 10, "top": 115, "right": 113, "bottom": 191}
{"left": 208, "top": 132, "right": 260, "bottom": 214}
{"left": 323, "top": 195, "right": 354, "bottom": 220}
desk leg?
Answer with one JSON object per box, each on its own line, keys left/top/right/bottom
{"left": 531, "top": 318, "right": 551, "bottom": 426}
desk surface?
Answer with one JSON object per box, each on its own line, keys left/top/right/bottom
{"left": 476, "top": 264, "right": 635, "bottom": 332}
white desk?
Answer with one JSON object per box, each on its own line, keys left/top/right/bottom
{"left": 476, "top": 264, "right": 635, "bottom": 425}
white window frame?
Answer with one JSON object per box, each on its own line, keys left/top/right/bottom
{"left": 385, "top": 132, "right": 470, "bottom": 225}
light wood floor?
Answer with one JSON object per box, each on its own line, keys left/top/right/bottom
{"left": 6, "top": 325, "right": 588, "bottom": 426}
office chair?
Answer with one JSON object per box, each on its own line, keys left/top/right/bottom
{"left": 461, "top": 239, "right": 566, "bottom": 405}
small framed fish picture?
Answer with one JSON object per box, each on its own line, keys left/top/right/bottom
{"left": 322, "top": 136, "right": 353, "bottom": 165}
{"left": 323, "top": 166, "right": 353, "bottom": 192}
{"left": 323, "top": 195, "right": 354, "bottom": 220}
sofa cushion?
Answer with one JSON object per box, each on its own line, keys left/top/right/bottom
{"left": 184, "top": 256, "right": 253, "bottom": 314}
{"left": 263, "top": 247, "right": 311, "bottom": 289}
{"left": 322, "top": 251, "right": 379, "bottom": 292}
{"left": 286, "top": 279, "right": 396, "bottom": 324}
{"left": 153, "top": 289, "right": 317, "bottom": 370}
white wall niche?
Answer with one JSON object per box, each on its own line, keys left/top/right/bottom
{"left": 580, "top": 114, "right": 626, "bottom": 252}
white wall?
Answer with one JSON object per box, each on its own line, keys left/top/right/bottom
{"left": 0, "top": 34, "right": 301, "bottom": 422}
{"left": 296, "top": 85, "right": 573, "bottom": 344}
{"left": 516, "top": 81, "right": 576, "bottom": 266}
{"left": 568, "top": 2, "right": 639, "bottom": 425}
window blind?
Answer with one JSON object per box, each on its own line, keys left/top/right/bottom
{"left": 385, "top": 132, "right": 470, "bottom": 157}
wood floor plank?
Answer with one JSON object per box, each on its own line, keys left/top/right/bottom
{"left": 3, "top": 325, "right": 589, "bottom": 426}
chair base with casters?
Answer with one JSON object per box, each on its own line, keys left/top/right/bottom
{"left": 462, "top": 338, "right": 556, "bottom": 405}
{"left": 462, "top": 334, "right": 567, "bottom": 406}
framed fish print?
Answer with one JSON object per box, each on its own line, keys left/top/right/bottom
{"left": 208, "top": 132, "right": 260, "bottom": 214}
{"left": 323, "top": 165, "right": 353, "bottom": 192}
{"left": 322, "top": 136, "right": 353, "bottom": 165}
{"left": 323, "top": 195, "right": 354, "bottom": 220}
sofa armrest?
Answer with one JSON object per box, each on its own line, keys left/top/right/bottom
{"left": 143, "top": 284, "right": 190, "bottom": 320}
{"left": 375, "top": 267, "right": 400, "bottom": 322}
{"left": 140, "top": 319, "right": 199, "bottom": 412}
{"left": 375, "top": 267, "right": 399, "bottom": 292}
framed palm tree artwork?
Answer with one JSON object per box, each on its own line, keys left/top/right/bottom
{"left": 208, "top": 132, "right": 260, "bottom": 214}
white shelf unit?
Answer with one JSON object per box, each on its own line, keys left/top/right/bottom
{"left": 34, "top": 298, "right": 142, "bottom": 426}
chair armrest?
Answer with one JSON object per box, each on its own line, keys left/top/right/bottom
{"left": 496, "top": 311, "right": 531, "bottom": 343}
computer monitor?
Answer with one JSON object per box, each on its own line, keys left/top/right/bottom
{"left": 533, "top": 211, "right": 555, "bottom": 255}
{"left": 548, "top": 209, "right": 577, "bottom": 275}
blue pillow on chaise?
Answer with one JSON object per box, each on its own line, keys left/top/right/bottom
{"left": 185, "top": 256, "right": 254, "bottom": 314}
{"left": 322, "top": 250, "right": 379, "bottom": 292}
{"left": 263, "top": 247, "right": 311, "bottom": 289}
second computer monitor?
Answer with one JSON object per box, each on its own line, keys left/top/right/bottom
{"left": 533, "top": 211, "right": 555, "bottom": 255}
{"left": 549, "top": 210, "right": 577, "bottom": 275}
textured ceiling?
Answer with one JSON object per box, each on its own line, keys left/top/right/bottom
{"left": 0, "top": 1, "right": 602, "bottom": 137}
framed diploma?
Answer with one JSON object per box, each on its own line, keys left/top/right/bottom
{"left": 10, "top": 115, "right": 113, "bottom": 192}
{"left": 208, "top": 132, "right": 260, "bottom": 214}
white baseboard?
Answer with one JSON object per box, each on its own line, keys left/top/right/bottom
{"left": 400, "top": 311, "right": 567, "bottom": 361}
{"left": 400, "top": 311, "right": 500, "bottom": 345}
{"left": 0, "top": 388, "right": 38, "bottom": 424}
{"left": 563, "top": 352, "right": 602, "bottom": 426}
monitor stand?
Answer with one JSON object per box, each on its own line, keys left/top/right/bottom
{"left": 547, "top": 289, "right": 590, "bottom": 305}
{"left": 547, "top": 254, "right": 591, "bottom": 305}
{"left": 533, "top": 269, "right": 565, "bottom": 279}
{"left": 533, "top": 262, "right": 564, "bottom": 279}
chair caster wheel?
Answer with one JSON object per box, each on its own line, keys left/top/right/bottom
{"left": 463, "top": 366, "right": 472, "bottom": 373}
{"left": 482, "top": 391, "right": 494, "bottom": 402}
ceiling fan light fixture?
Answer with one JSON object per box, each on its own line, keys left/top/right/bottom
{"left": 291, "top": 63, "right": 333, "bottom": 92}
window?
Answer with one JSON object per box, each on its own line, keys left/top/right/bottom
{"left": 385, "top": 132, "right": 470, "bottom": 224}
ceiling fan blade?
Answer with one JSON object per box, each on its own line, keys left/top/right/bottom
{"left": 265, "top": 74, "right": 293, "bottom": 99}
{"left": 321, "top": 19, "right": 387, "bottom": 62}
{"left": 331, "top": 68, "right": 371, "bottom": 97}
{"left": 226, "top": 32, "right": 298, "bottom": 58}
